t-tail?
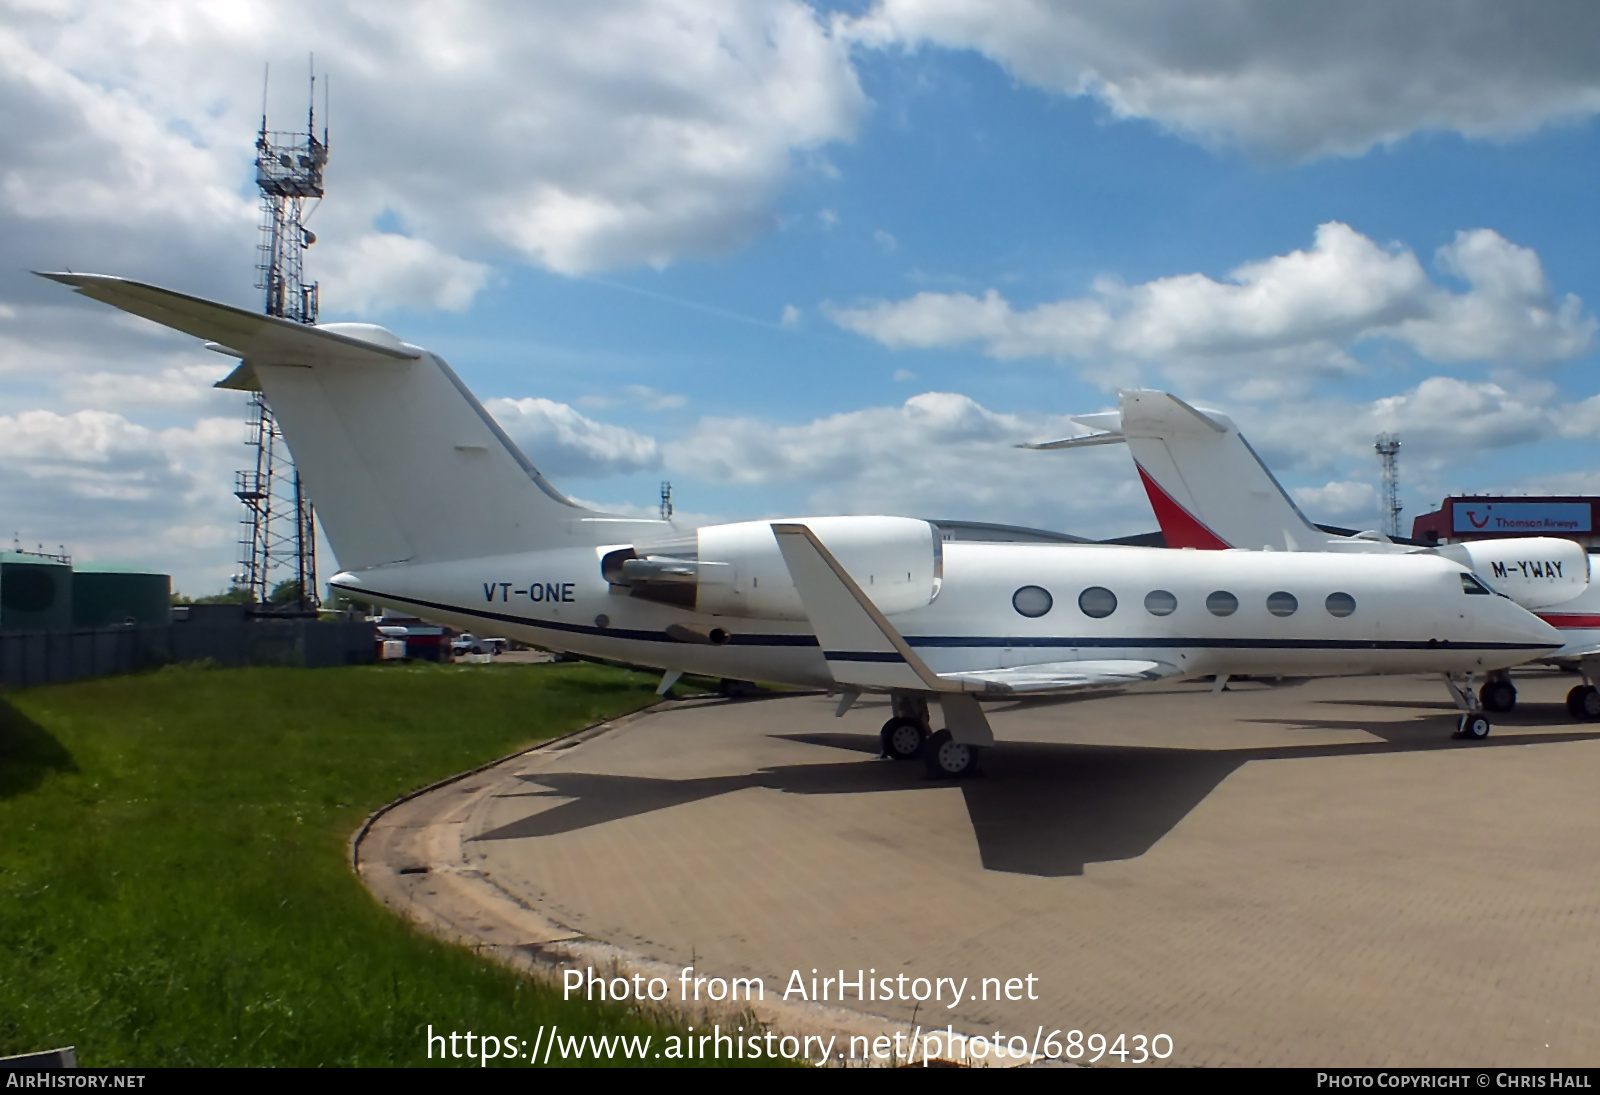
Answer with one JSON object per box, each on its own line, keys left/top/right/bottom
{"left": 37, "top": 273, "right": 671, "bottom": 572}
{"left": 1024, "top": 389, "right": 1329, "bottom": 551}
{"left": 1026, "top": 387, "right": 1592, "bottom": 613}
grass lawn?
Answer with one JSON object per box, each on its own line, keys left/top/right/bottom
{"left": 0, "top": 660, "right": 743, "bottom": 1067}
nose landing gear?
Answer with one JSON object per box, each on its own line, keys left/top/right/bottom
{"left": 1443, "top": 674, "right": 1492, "bottom": 740}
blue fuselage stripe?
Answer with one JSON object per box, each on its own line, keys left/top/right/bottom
{"left": 335, "top": 585, "right": 1552, "bottom": 655}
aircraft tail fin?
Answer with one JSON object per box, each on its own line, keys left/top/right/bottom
{"left": 39, "top": 273, "right": 670, "bottom": 572}
{"left": 1114, "top": 390, "right": 1329, "bottom": 551}
{"left": 1027, "top": 388, "right": 1331, "bottom": 551}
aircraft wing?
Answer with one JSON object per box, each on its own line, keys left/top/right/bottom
{"left": 1550, "top": 640, "right": 1600, "bottom": 660}
{"left": 937, "top": 659, "right": 1180, "bottom": 696}
{"left": 773, "top": 521, "right": 1183, "bottom": 698}
{"left": 33, "top": 273, "right": 422, "bottom": 377}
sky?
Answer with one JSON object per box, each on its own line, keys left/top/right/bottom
{"left": 4, "top": 0, "right": 1600, "bottom": 596}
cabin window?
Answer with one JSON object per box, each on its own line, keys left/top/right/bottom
{"left": 1206, "top": 590, "right": 1238, "bottom": 617}
{"left": 1460, "top": 574, "right": 1493, "bottom": 596}
{"left": 1144, "top": 589, "right": 1178, "bottom": 616}
{"left": 1325, "top": 592, "right": 1357, "bottom": 617}
{"left": 1078, "top": 586, "right": 1117, "bottom": 619}
{"left": 1012, "top": 585, "right": 1053, "bottom": 618}
{"left": 1267, "top": 591, "right": 1298, "bottom": 617}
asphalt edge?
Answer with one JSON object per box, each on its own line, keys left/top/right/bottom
{"left": 348, "top": 696, "right": 674, "bottom": 874}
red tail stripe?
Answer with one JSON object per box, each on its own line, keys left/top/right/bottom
{"left": 1538, "top": 614, "right": 1600, "bottom": 629}
{"left": 1135, "top": 463, "right": 1232, "bottom": 551}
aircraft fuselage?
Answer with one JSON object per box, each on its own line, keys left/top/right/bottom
{"left": 332, "top": 541, "right": 1559, "bottom": 689}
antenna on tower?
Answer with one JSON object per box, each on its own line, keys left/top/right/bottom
{"left": 659, "top": 481, "right": 674, "bottom": 522}
{"left": 1375, "top": 433, "right": 1402, "bottom": 539}
{"left": 235, "top": 61, "right": 329, "bottom": 613}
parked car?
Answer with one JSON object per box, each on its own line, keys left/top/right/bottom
{"left": 450, "top": 632, "right": 508, "bottom": 657}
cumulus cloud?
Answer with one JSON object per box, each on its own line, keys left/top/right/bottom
{"left": 1221, "top": 376, "right": 1572, "bottom": 487}
{"left": 1291, "top": 481, "right": 1378, "bottom": 525}
{"left": 484, "top": 396, "right": 660, "bottom": 478}
{"left": 2, "top": 0, "right": 865, "bottom": 313}
{"left": 0, "top": 1, "right": 864, "bottom": 591}
{"left": 663, "top": 391, "right": 1150, "bottom": 535}
{"left": 843, "top": 0, "right": 1600, "bottom": 159}
{"left": 316, "top": 232, "right": 491, "bottom": 315}
{"left": 0, "top": 409, "right": 243, "bottom": 591}
{"left": 828, "top": 223, "right": 1595, "bottom": 385}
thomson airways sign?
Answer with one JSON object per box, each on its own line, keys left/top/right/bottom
{"left": 1453, "top": 501, "right": 1592, "bottom": 534}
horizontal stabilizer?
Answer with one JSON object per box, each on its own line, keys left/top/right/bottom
{"left": 38, "top": 271, "right": 674, "bottom": 572}
{"left": 34, "top": 273, "right": 422, "bottom": 367}
{"left": 1018, "top": 431, "right": 1127, "bottom": 451}
{"left": 938, "top": 659, "right": 1179, "bottom": 696}
{"left": 772, "top": 522, "right": 957, "bottom": 693}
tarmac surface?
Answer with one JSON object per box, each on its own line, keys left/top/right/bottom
{"left": 359, "top": 667, "right": 1600, "bottom": 1067}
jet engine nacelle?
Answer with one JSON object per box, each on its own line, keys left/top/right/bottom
{"left": 1434, "top": 537, "right": 1589, "bottom": 610}
{"left": 603, "top": 515, "right": 943, "bottom": 620}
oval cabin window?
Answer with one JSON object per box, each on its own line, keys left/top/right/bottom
{"left": 1078, "top": 586, "right": 1117, "bottom": 619}
{"left": 1267, "top": 591, "right": 1298, "bottom": 617}
{"left": 1206, "top": 590, "right": 1238, "bottom": 617}
{"left": 1012, "top": 585, "right": 1053, "bottom": 618}
{"left": 1144, "top": 589, "right": 1177, "bottom": 616}
{"left": 1325, "top": 592, "right": 1357, "bottom": 618}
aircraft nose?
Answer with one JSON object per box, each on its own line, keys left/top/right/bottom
{"left": 1500, "top": 599, "right": 1563, "bottom": 651}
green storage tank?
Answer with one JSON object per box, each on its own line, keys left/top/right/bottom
{"left": 0, "top": 552, "right": 73, "bottom": 631}
{"left": 71, "top": 566, "right": 171, "bottom": 628}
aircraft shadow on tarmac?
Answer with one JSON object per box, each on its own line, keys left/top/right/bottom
{"left": 473, "top": 712, "right": 1600, "bottom": 879}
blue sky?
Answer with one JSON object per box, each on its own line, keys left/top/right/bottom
{"left": 4, "top": 1, "right": 1599, "bottom": 593}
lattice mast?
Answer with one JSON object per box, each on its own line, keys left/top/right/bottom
{"left": 1375, "top": 433, "right": 1402, "bottom": 539}
{"left": 235, "top": 62, "right": 327, "bottom": 611}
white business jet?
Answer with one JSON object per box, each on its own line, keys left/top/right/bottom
{"left": 39, "top": 274, "right": 1564, "bottom": 776}
{"left": 1027, "top": 389, "right": 1600, "bottom": 719}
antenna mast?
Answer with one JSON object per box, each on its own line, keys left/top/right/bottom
{"left": 1375, "top": 433, "right": 1402, "bottom": 539}
{"left": 235, "top": 61, "right": 328, "bottom": 612}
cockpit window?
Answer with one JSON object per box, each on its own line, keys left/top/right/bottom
{"left": 1461, "top": 573, "right": 1493, "bottom": 596}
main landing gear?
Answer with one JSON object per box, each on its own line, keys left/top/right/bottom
{"left": 1443, "top": 674, "right": 1492, "bottom": 740}
{"left": 1568, "top": 684, "right": 1600, "bottom": 721}
{"left": 922, "top": 729, "right": 981, "bottom": 779}
{"left": 1478, "top": 671, "right": 1517, "bottom": 714}
{"left": 879, "top": 695, "right": 930, "bottom": 761}
{"left": 880, "top": 694, "right": 988, "bottom": 778}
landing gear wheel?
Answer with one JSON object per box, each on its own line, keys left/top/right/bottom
{"left": 1458, "top": 712, "right": 1492, "bottom": 740}
{"left": 922, "top": 729, "right": 980, "bottom": 779}
{"left": 879, "top": 716, "right": 927, "bottom": 761}
{"left": 1479, "top": 680, "right": 1517, "bottom": 713}
{"left": 1567, "top": 685, "right": 1600, "bottom": 721}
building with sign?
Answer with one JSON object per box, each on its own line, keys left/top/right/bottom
{"left": 1412, "top": 497, "right": 1599, "bottom": 550}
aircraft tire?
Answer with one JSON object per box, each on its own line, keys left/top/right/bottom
{"left": 922, "top": 729, "right": 979, "bottom": 779}
{"left": 1458, "top": 713, "right": 1492, "bottom": 740}
{"left": 880, "top": 717, "right": 927, "bottom": 761}
{"left": 1568, "top": 685, "right": 1600, "bottom": 721}
{"left": 1480, "top": 681, "right": 1516, "bottom": 713}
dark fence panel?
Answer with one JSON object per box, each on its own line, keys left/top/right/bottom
{"left": 0, "top": 619, "right": 375, "bottom": 688}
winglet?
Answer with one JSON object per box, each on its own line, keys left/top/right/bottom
{"left": 771, "top": 523, "right": 958, "bottom": 693}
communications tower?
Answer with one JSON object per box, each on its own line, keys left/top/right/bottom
{"left": 1375, "top": 433, "right": 1402, "bottom": 539}
{"left": 234, "top": 65, "right": 326, "bottom": 611}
